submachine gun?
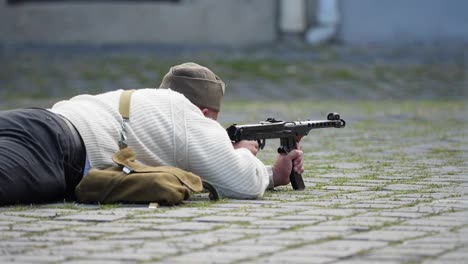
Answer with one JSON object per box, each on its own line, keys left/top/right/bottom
{"left": 226, "top": 113, "right": 346, "bottom": 191}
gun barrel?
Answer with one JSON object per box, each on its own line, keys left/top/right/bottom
{"left": 285, "top": 119, "right": 344, "bottom": 129}
{"left": 227, "top": 118, "right": 345, "bottom": 142}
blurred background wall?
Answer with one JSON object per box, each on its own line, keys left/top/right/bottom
{"left": 0, "top": 0, "right": 276, "bottom": 46}
{"left": 1, "top": 0, "right": 467, "bottom": 47}
{"left": 338, "top": 0, "right": 468, "bottom": 45}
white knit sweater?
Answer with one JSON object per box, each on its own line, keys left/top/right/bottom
{"left": 49, "top": 89, "right": 270, "bottom": 199}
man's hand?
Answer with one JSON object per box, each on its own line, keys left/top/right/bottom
{"left": 272, "top": 144, "right": 304, "bottom": 187}
{"left": 233, "top": 140, "right": 259, "bottom": 156}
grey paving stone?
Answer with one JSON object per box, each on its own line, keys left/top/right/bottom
{"left": 366, "top": 210, "right": 427, "bottom": 219}
{"left": 135, "top": 241, "right": 185, "bottom": 257}
{"left": 255, "top": 230, "right": 343, "bottom": 245}
{"left": 243, "top": 205, "right": 302, "bottom": 213}
{"left": 356, "top": 253, "right": 423, "bottom": 263}
{"left": 50, "top": 239, "right": 140, "bottom": 253}
{"left": 10, "top": 220, "right": 88, "bottom": 232}
{"left": 221, "top": 236, "right": 296, "bottom": 247}
{"left": 162, "top": 251, "right": 245, "bottom": 263}
{"left": 230, "top": 210, "right": 280, "bottom": 218}
{"left": 394, "top": 205, "right": 455, "bottom": 214}
{"left": 456, "top": 226, "right": 468, "bottom": 235}
{"left": 70, "top": 224, "right": 138, "bottom": 234}
{"left": 11, "top": 222, "right": 69, "bottom": 233}
{"left": 274, "top": 214, "right": 328, "bottom": 222}
{"left": 407, "top": 233, "right": 468, "bottom": 245}
{"left": 0, "top": 230, "right": 26, "bottom": 239}
{"left": 403, "top": 218, "right": 466, "bottom": 228}
{"left": 0, "top": 214, "right": 38, "bottom": 223}
{"left": 192, "top": 215, "right": 258, "bottom": 223}
{"left": 431, "top": 200, "right": 468, "bottom": 209}
{"left": 0, "top": 254, "right": 67, "bottom": 263}
{"left": 298, "top": 208, "right": 366, "bottom": 217}
{"left": 320, "top": 216, "right": 401, "bottom": 228}
{"left": 81, "top": 250, "right": 158, "bottom": 262}
{"left": 276, "top": 200, "right": 346, "bottom": 208}
{"left": 348, "top": 180, "right": 392, "bottom": 186}
{"left": 224, "top": 199, "right": 279, "bottom": 205}
{"left": 386, "top": 243, "right": 456, "bottom": 255}
{"left": 345, "top": 229, "right": 427, "bottom": 242}
{"left": 249, "top": 219, "right": 319, "bottom": 230}
{"left": 209, "top": 202, "right": 264, "bottom": 208}
{"left": 394, "top": 190, "right": 453, "bottom": 199}
{"left": 285, "top": 199, "right": 351, "bottom": 207}
{"left": 383, "top": 184, "right": 427, "bottom": 191}
{"left": 212, "top": 225, "right": 280, "bottom": 236}
{"left": 24, "top": 230, "right": 103, "bottom": 242}
{"left": 106, "top": 230, "right": 189, "bottom": 240}
{"left": 274, "top": 239, "right": 388, "bottom": 258}
{"left": 230, "top": 231, "right": 341, "bottom": 250}
{"left": 55, "top": 212, "right": 129, "bottom": 222}
{"left": 392, "top": 193, "right": 455, "bottom": 200}
{"left": 423, "top": 259, "right": 466, "bottom": 264}
{"left": 96, "top": 206, "right": 158, "bottom": 213}
{"left": 167, "top": 231, "right": 246, "bottom": 246}
{"left": 153, "top": 208, "right": 229, "bottom": 218}
{"left": 423, "top": 245, "right": 468, "bottom": 263}
{"left": 371, "top": 198, "right": 427, "bottom": 205}
{"left": 21, "top": 248, "right": 92, "bottom": 259}
{"left": 323, "top": 186, "right": 370, "bottom": 191}
{"left": 63, "top": 260, "right": 123, "bottom": 264}
{"left": 210, "top": 243, "right": 283, "bottom": 255}
{"left": 300, "top": 224, "right": 370, "bottom": 233}
{"left": 378, "top": 176, "right": 414, "bottom": 181}
{"left": 267, "top": 194, "right": 317, "bottom": 201}
{"left": 386, "top": 225, "right": 451, "bottom": 233}
{"left": 121, "top": 217, "right": 181, "bottom": 225}
{"left": 168, "top": 244, "right": 284, "bottom": 263}
{"left": 4, "top": 208, "right": 78, "bottom": 218}
{"left": 334, "top": 191, "right": 393, "bottom": 200}
{"left": 341, "top": 202, "right": 405, "bottom": 209}
{"left": 317, "top": 173, "right": 362, "bottom": 179}
{"left": 40, "top": 202, "right": 101, "bottom": 210}
{"left": 447, "top": 196, "right": 468, "bottom": 202}
{"left": 247, "top": 255, "right": 336, "bottom": 264}
{"left": 150, "top": 221, "right": 225, "bottom": 231}
{"left": 426, "top": 214, "right": 468, "bottom": 224}
{"left": 0, "top": 240, "right": 57, "bottom": 254}
{"left": 333, "top": 259, "right": 401, "bottom": 264}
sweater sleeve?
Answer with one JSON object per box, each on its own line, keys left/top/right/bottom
{"left": 184, "top": 106, "right": 270, "bottom": 199}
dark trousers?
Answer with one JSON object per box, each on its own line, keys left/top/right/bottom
{"left": 0, "top": 108, "right": 86, "bottom": 205}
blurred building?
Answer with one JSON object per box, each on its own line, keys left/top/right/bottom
{"left": 0, "top": 0, "right": 467, "bottom": 47}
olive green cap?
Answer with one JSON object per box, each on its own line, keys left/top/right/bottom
{"left": 159, "top": 62, "right": 225, "bottom": 111}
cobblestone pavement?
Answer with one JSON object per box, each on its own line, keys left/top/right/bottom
{"left": 0, "top": 46, "right": 467, "bottom": 263}
{"left": 0, "top": 99, "right": 466, "bottom": 264}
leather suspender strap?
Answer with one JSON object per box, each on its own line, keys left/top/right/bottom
{"left": 118, "top": 90, "right": 135, "bottom": 149}
{"left": 119, "top": 90, "right": 135, "bottom": 120}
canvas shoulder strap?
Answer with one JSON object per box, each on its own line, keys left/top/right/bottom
{"left": 119, "top": 90, "right": 135, "bottom": 120}
{"left": 118, "top": 89, "right": 135, "bottom": 149}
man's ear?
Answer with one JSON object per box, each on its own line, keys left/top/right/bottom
{"left": 200, "top": 108, "right": 219, "bottom": 120}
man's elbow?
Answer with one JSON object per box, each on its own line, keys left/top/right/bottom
{"left": 216, "top": 183, "right": 266, "bottom": 200}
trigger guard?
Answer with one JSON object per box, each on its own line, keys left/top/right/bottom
{"left": 340, "top": 119, "right": 346, "bottom": 127}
